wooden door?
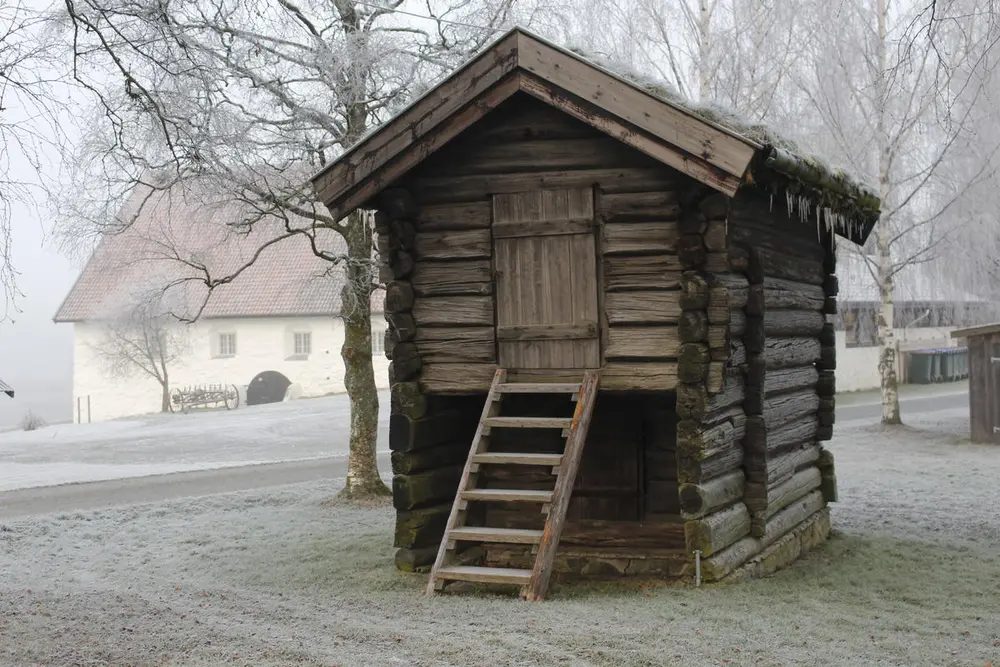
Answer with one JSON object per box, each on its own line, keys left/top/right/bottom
{"left": 492, "top": 188, "right": 600, "bottom": 370}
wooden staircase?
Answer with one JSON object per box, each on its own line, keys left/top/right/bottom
{"left": 426, "top": 369, "right": 600, "bottom": 601}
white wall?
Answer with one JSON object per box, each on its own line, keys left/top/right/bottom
{"left": 71, "top": 315, "right": 390, "bottom": 422}
{"left": 836, "top": 326, "right": 960, "bottom": 393}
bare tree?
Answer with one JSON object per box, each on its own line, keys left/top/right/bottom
{"left": 55, "top": 0, "right": 546, "bottom": 499}
{"left": 90, "top": 292, "right": 191, "bottom": 414}
{"left": 0, "top": 1, "right": 67, "bottom": 318}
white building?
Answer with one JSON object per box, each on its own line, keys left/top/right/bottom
{"left": 54, "top": 184, "right": 388, "bottom": 422}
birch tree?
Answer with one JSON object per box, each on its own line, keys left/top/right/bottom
{"left": 798, "top": 0, "right": 1000, "bottom": 425}
{"left": 57, "top": 0, "right": 534, "bottom": 499}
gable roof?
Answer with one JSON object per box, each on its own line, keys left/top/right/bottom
{"left": 54, "top": 183, "right": 383, "bottom": 323}
{"left": 311, "top": 27, "right": 879, "bottom": 245}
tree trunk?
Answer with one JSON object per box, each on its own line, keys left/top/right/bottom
{"left": 161, "top": 382, "right": 171, "bottom": 413}
{"left": 875, "top": 0, "right": 901, "bottom": 426}
{"left": 337, "top": 211, "right": 390, "bottom": 499}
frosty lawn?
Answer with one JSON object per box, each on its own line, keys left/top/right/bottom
{"left": 1, "top": 410, "right": 998, "bottom": 667}
{"left": 0, "top": 392, "right": 390, "bottom": 491}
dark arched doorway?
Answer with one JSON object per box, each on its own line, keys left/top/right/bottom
{"left": 246, "top": 371, "right": 292, "bottom": 406}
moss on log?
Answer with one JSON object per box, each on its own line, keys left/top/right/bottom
{"left": 394, "top": 546, "right": 439, "bottom": 572}
{"left": 680, "top": 272, "right": 710, "bottom": 310}
{"left": 390, "top": 382, "right": 427, "bottom": 420}
{"left": 676, "top": 373, "right": 745, "bottom": 421}
{"left": 678, "top": 343, "right": 710, "bottom": 383}
{"left": 679, "top": 311, "right": 709, "bottom": 343}
{"left": 678, "top": 445, "right": 744, "bottom": 485}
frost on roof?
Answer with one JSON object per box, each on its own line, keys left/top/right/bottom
{"left": 565, "top": 45, "right": 881, "bottom": 243}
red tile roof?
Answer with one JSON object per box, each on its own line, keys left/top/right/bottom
{"left": 54, "top": 184, "right": 383, "bottom": 323}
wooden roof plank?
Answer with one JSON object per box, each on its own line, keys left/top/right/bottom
{"left": 515, "top": 32, "right": 757, "bottom": 180}
{"left": 518, "top": 73, "right": 741, "bottom": 196}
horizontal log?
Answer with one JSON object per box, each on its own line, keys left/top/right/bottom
{"left": 764, "top": 366, "right": 819, "bottom": 396}
{"left": 679, "top": 470, "right": 745, "bottom": 519}
{"left": 729, "top": 309, "right": 748, "bottom": 337}
{"left": 414, "top": 229, "right": 490, "bottom": 260}
{"left": 745, "top": 467, "right": 822, "bottom": 519}
{"left": 385, "top": 281, "right": 415, "bottom": 313}
{"left": 764, "top": 310, "right": 825, "bottom": 337}
{"left": 603, "top": 254, "right": 683, "bottom": 291}
{"left": 416, "top": 201, "right": 491, "bottom": 231}
{"left": 676, "top": 372, "right": 745, "bottom": 421}
{"left": 602, "top": 222, "right": 678, "bottom": 254}
{"left": 390, "top": 409, "right": 476, "bottom": 452}
{"left": 393, "top": 465, "right": 464, "bottom": 510}
{"left": 606, "top": 290, "right": 682, "bottom": 324}
{"left": 678, "top": 444, "right": 744, "bottom": 485}
{"left": 599, "top": 190, "right": 681, "bottom": 222}
{"left": 411, "top": 259, "right": 492, "bottom": 296}
{"left": 746, "top": 444, "right": 821, "bottom": 486}
{"left": 389, "top": 356, "right": 423, "bottom": 384}
{"left": 685, "top": 503, "right": 751, "bottom": 556}
{"left": 394, "top": 503, "right": 451, "bottom": 548}
{"left": 761, "top": 277, "right": 825, "bottom": 310}
{"left": 414, "top": 326, "right": 496, "bottom": 363}
{"left": 419, "top": 362, "right": 679, "bottom": 393}
{"left": 745, "top": 415, "right": 820, "bottom": 457}
{"left": 713, "top": 273, "right": 750, "bottom": 309}
{"left": 763, "top": 389, "right": 820, "bottom": 430}
{"left": 677, "top": 414, "right": 748, "bottom": 460}
{"left": 764, "top": 337, "right": 821, "bottom": 369}
{"left": 391, "top": 442, "right": 470, "bottom": 475}
{"left": 394, "top": 546, "right": 439, "bottom": 572}
{"left": 759, "top": 247, "right": 825, "bottom": 285}
{"left": 606, "top": 326, "right": 681, "bottom": 359}
{"left": 707, "top": 361, "right": 726, "bottom": 393}
{"left": 411, "top": 167, "right": 678, "bottom": 204}
{"left": 728, "top": 340, "right": 747, "bottom": 366}
{"left": 391, "top": 381, "right": 427, "bottom": 420}
{"left": 704, "top": 252, "right": 729, "bottom": 273}
{"left": 702, "top": 491, "right": 825, "bottom": 581}
{"left": 412, "top": 296, "right": 494, "bottom": 326}
{"left": 817, "top": 370, "right": 835, "bottom": 397}
{"left": 386, "top": 312, "right": 417, "bottom": 341}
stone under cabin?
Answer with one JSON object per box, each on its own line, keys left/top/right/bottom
{"left": 311, "top": 28, "right": 880, "bottom": 599}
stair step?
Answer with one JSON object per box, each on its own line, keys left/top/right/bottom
{"left": 434, "top": 565, "right": 533, "bottom": 585}
{"left": 461, "top": 489, "right": 554, "bottom": 503}
{"left": 469, "top": 452, "right": 563, "bottom": 466}
{"left": 497, "top": 383, "right": 582, "bottom": 394}
{"left": 449, "top": 527, "right": 544, "bottom": 544}
{"left": 484, "top": 417, "right": 574, "bottom": 429}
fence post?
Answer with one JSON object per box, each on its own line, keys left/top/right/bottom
{"left": 76, "top": 396, "right": 81, "bottom": 424}
{"left": 87, "top": 395, "right": 91, "bottom": 423}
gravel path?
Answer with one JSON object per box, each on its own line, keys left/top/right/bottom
{"left": 1, "top": 411, "right": 998, "bottom": 667}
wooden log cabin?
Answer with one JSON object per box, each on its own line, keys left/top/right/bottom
{"left": 311, "top": 28, "right": 880, "bottom": 596}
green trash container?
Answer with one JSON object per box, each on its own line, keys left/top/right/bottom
{"left": 939, "top": 348, "right": 955, "bottom": 382}
{"left": 909, "top": 351, "right": 935, "bottom": 384}
{"left": 958, "top": 348, "right": 969, "bottom": 379}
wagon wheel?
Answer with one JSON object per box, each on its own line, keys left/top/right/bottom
{"left": 224, "top": 384, "right": 239, "bottom": 410}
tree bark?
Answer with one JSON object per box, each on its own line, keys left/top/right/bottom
{"left": 338, "top": 211, "right": 390, "bottom": 499}
{"left": 875, "top": 0, "right": 901, "bottom": 426}
{"left": 160, "top": 381, "right": 171, "bottom": 413}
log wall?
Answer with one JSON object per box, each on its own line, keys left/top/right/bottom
{"left": 396, "top": 95, "right": 684, "bottom": 393}
{"left": 675, "top": 189, "right": 753, "bottom": 559}
{"left": 695, "top": 188, "right": 835, "bottom": 577}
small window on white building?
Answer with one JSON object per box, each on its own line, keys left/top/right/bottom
{"left": 217, "top": 332, "right": 237, "bottom": 357}
{"left": 294, "top": 331, "right": 312, "bottom": 356}
{"left": 372, "top": 327, "right": 385, "bottom": 357}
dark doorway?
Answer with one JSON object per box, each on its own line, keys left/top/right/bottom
{"left": 246, "top": 371, "right": 292, "bottom": 406}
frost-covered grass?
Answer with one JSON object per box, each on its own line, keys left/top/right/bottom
{"left": 1, "top": 410, "right": 998, "bottom": 666}
{"left": 0, "top": 391, "right": 391, "bottom": 491}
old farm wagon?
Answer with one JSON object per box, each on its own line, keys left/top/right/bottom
{"left": 311, "top": 28, "right": 879, "bottom": 599}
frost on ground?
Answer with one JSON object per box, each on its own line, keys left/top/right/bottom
{"left": 0, "top": 392, "right": 390, "bottom": 491}
{"left": 1, "top": 411, "right": 999, "bottom": 667}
